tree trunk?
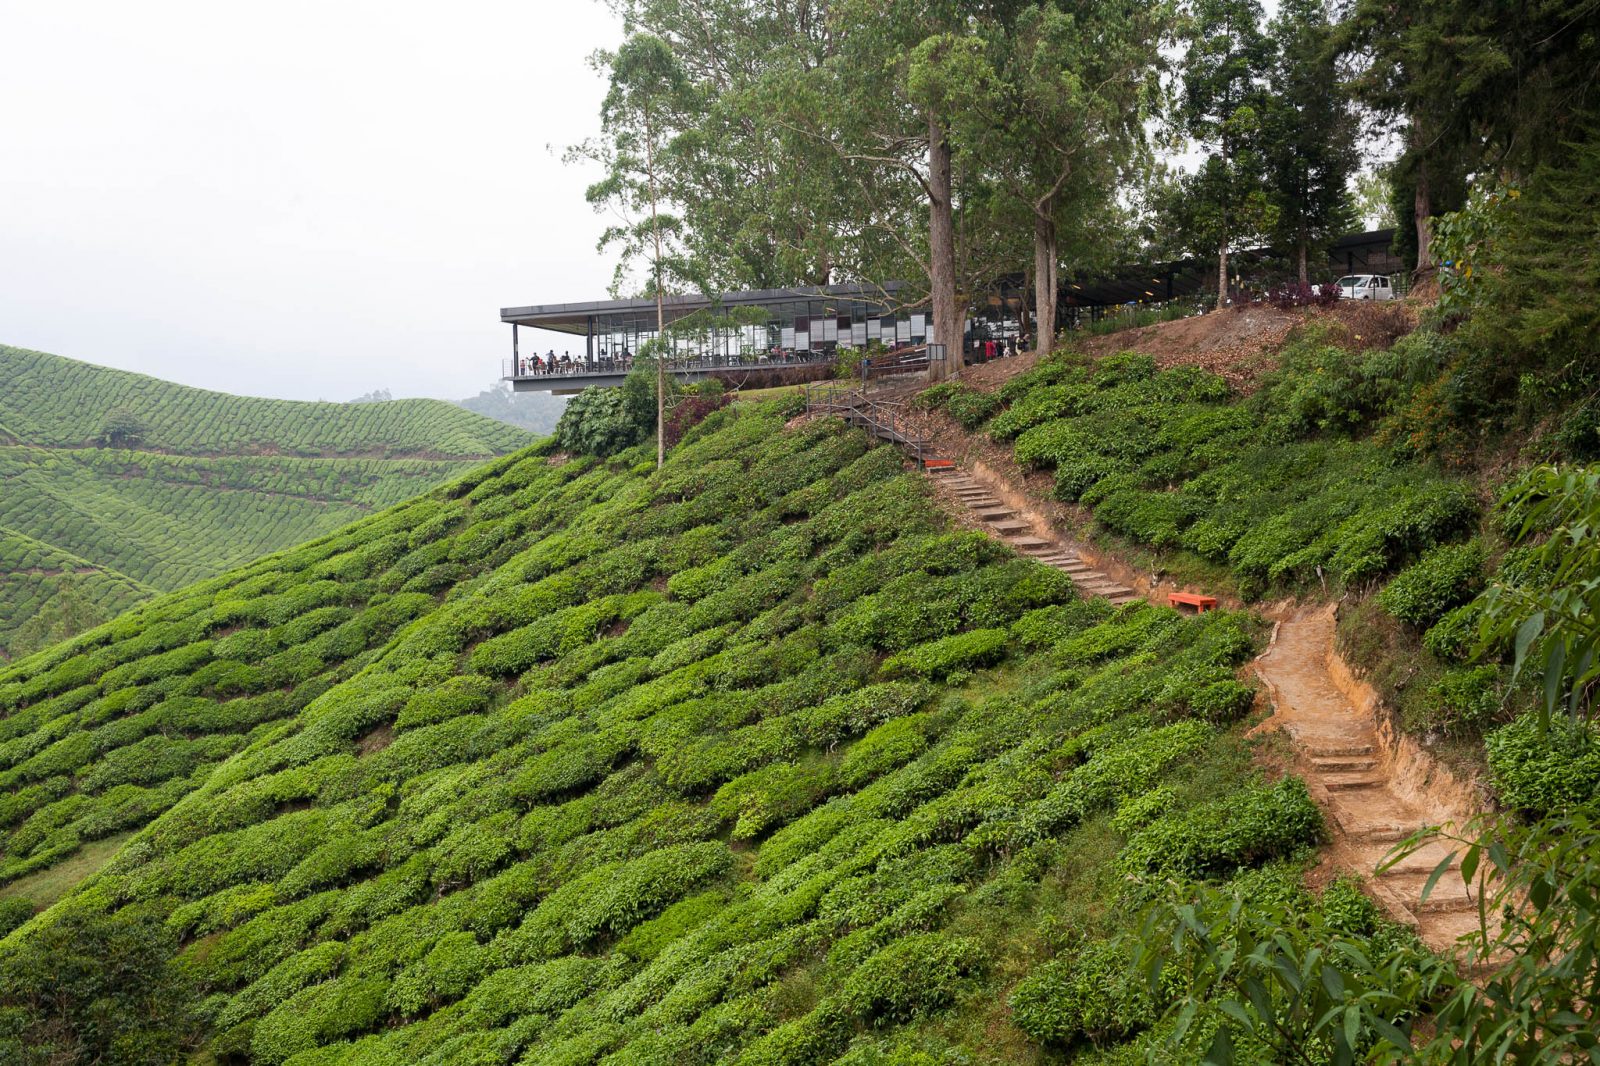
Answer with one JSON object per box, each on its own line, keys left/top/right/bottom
{"left": 645, "top": 106, "right": 667, "bottom": 469}
{"left": 1414, "top": 159, "right": 1434, "bottom": 271}
{"left": 1217, "top": 242, "right": 1229, "bottom": 310}
{"left": 1033, "top": 212, "right": 1058, "bottom": 355}
{"left": 927, "top": 113, "right": 962, "bottom": 381}
{"left": 1297, "top": 235, "right": 1309, "bottom": 287}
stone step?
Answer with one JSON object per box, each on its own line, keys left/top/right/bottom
{"left": 1312, "top": 756, "right": 1379, "bottom": 773}
{"left": 1307, "top": 743, "right": 1376, "bottom": 758}
{"left": 1341, "top": 822, "right": 1425, "bottom": 844}
{"left": 974, "top": 507, "right": 1016, "bottom": 519}
{"left": 1321, "top": 774, "right": 1387, "bottom": 792}
{"left": 1106, "top": 593, "right": 1144, "bottom": 606}
{"left": 964, "top": 499, "right": 1005, "bottom": 510}
{"left": 1380, "top": 872, "right": 1478, "bottom": 914}
{"left": 1008, "top": 537, "right": 1052, "bottom": 550}
{"left": 988, "top": 520, "right": 1031, "bottom": 535}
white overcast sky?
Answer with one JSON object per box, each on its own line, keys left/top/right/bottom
{"left": 1, "top": 1, "right": 622, "bottom": 402}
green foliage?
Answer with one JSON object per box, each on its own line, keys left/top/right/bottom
{"left": 0, "top": 901, "right": 194, "bottom": 1065}
{"left": 837, "top": 934, "right": 984, "bottom": 1023}
{"left": 1376, "top": 542, "right": 1485, "bottom": 627}
{"left": 1130, "top": 870, "right": 1448, "bottom": 1064}
{"left": 986, "top": 349, "right": 1478, "bottom": 598}
{"left": 1475, "top": 465, "right": 1600, "bottom": 725}
{"left": 0, "top": 406, "right": 1330, "bottom": 1063}
{"left": 1009, "top": 940, "right": 1153, "bottom": 1048}
{"left": 914, "top": 383, "right": 1001, "bottom": 431}
{"left": 554, "top": 387, "right": 650, "bottom": 457}
{"left": 1485, "top": 714, "right": 1600, "bottom": 814}
{"left": 880, "top": 628, "right": 1009, "bottom": 680}
{"left": 1120, "top": 777, "right": 1324, "bottom": 879}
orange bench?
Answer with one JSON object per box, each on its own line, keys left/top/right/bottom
{"left": 922, "top": 458, "right": 955, "bottom": 470}
{"left": 1168, "top": 591, "right": 1218, "bottom": 613}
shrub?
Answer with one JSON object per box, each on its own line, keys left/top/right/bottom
{"left": 915, "top": 383, "right": 1000, "bottom": 431}
{"left": 881, "top": 629, "right": 1009, "bottom": 680}
{"left": 1422, "top": 603, "right": 1481, "bottom": 662}
{"left": 1377, "top": 542, "right": 1486, "bottom": 627}
{"left": 1120, "top": 777, "right": 1325, "bottom": 878}
{"left": 1485, "top": 714, "right": 1600, "bottom": 814}
{"left": 1009, "top": 940, "right": 1153, "bottom": 1047}
{"left": 1423, "top": 665, "right": 1504, "bottom": 735}
{"left": 838, "top": 933, "right": 984, "bottom": 1023}
{"left": 0, "top": 897, "right": 34, "bottom": 937}
{"left": 554, "top": 387, "right": 647, "bottom": 456}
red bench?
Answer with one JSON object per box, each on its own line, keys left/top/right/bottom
{"left": 922, "top": 458, "right": 955, "bottom": 471}
{"left": 1168, "top": 592, "right": 1218, "bottom": 614}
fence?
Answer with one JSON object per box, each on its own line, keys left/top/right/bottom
{"left": 802, "top": 381, "right": 937, "bottom": 466}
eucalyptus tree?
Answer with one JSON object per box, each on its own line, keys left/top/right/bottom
{"left": 1176, "top": 0, "right": 1272, "bottom": 306}
{"left": 577, "top": 33, "right": 693, "bottom": 466}
{"left": 960, "top": 1, "right": 1167, "bottom": 353}
{"left": 603, "top": 0, "right": 852, "bottom": 290}
{"left": 1261, "top": 0, "right": 1358, "bottom": 285}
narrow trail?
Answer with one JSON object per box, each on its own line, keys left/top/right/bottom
{"left": 1254, "top": 607, "right": 1490, "bottom": 954}
{"left": 823, "top": 378, "right": 1494, "bottom": 955}
{"left": 905, "top": 431, "right": 1491, "bottom": 957}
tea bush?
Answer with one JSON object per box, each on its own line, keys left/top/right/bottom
{"left": 0, "top": 405, "right": 1340, "bottom": 1063}
{"left": 1377, "top": 542, "right": 1486, "bottom": 627}
{"left": 944, "top": 348, "right": 1480, "bottom": 601}
{"left": 1485, "top": 714, "right": 1600, "bottom": 814}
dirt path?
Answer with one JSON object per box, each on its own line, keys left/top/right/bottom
{"left": 1254, "top": 606, "right": 1490, "bottom": 953}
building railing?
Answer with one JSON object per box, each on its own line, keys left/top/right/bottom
{"left": 502, "top": 348, "right": 837, "bottom": 381}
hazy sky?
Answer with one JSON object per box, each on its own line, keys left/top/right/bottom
{"left": 1, "top": 1, "right": 622, "bottom": 402}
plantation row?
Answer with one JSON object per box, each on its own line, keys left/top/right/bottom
{"left": 1, "top": 446, "right": 473, "bottom": 511}
{"left": 0, "top": 407, "right": 1362, "bottom": 1063}
{"left": 0, "top": 345, "right": 530, "bottom": 458}
{"left": 0, "top": 529, "right": 153, "bottom": 657}
{"left": 0, "top": 453, "right": 376, "bottom": 591}
{"left": 916, "top": 337, "right": 1581, "bottom": 770}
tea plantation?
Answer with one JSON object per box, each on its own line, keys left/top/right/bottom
{"left": 0, "top": 345, "right": 532, "bottom": 657}
{"left": 0, "top": 346, "right": 529, "bottom": 457}
{"left": 0, "top": 404, "right": 1376, "bottom": 1064}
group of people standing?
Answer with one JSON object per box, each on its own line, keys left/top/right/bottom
{"left": 516, "top": 347, "right": 633, "bottom": 376}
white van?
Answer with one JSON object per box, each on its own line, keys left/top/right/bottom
{"left": 1336, "top": 274, "right": 1396, "bottom": 301}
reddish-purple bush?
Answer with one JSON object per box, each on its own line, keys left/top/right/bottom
{"left": 664, "top": 392, "right": 731, "bottom": 446}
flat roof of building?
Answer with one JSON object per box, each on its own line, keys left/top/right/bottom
{"left": 501, "top": 282, "right": 912, "bottom": 336}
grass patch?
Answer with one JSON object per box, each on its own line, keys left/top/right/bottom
{"left": 0, "top": 832, "right": 132, "bottom": 907}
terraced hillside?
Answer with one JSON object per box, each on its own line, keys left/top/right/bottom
{"left": 0, "top": 345, "right": 532, "bottom": 657}
{"left": 0, "top": 404, "right": 1413, "bottom": 1065}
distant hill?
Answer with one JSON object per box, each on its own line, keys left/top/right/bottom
{"left": 455, "top": 380, "right": 567, "bottom": 435}
{"left": 0, "top": 345, "right": 533, "bottom": 656}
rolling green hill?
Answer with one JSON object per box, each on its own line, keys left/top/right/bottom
{"left": 0, "top": 345, "right": 533, "bottom": 658}
{"left": 0, "top": 404, "right": 1356, "bottom": 1064}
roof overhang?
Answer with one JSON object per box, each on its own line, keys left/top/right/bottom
{"left": 501, "top": 282, "right": 914, "bottom": 336}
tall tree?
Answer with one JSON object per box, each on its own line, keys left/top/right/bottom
{"left": 961, "top": 1, "right": 1167, "bottom": 352}
{"left": 1261, "top": 0, "right": 1359, "bottom": 284}
{"left": 580, "top": 34, "right": 692, "bottom": 466}
{"left": 1177, "top": 0, "right": 1272, "bottom": 307}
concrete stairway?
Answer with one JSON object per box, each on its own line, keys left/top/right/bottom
{"left": 927, "top": 465, "right": 1141, "bottom": 606}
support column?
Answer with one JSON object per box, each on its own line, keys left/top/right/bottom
{"left": 512, "top": 323, "right": 519, "bottom": 375}
{"left": 586, "top": 315, "right": 594, "bottom": 367}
